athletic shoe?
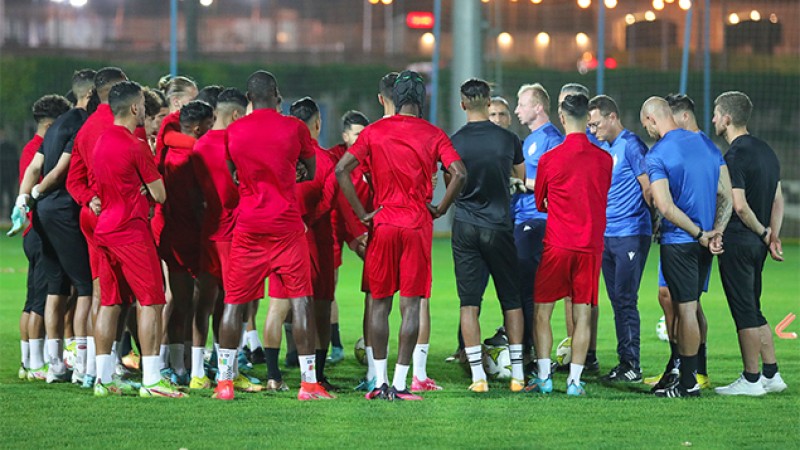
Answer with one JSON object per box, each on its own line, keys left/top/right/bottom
{"left": 697, "top": 373, "right": 711, "bottom": 389}
{"left": 387, "top": 386, "right": 423, "bottom": 401}
{"left": 654, "top": 382, "right": 701, "bottom": 398}
{"left": 238, "top": 352, "right": 253, "bottom": 371}
{"left": 566, "top": 380, "right": 587, "bottom": 396}
{"left": 140, "top": 379, "right": 188, "bottom": 398}
{"left": 121, "top": 351, "right": 140, "bottom": 371}
{"left": 483, "top": 327, "right": 508, "bottom": 347}
{"left": 326, "top": 346, "right": 345, "bottom": 365}
{"left": 189, "top": 375, "right": 212, "bottom": 389}
{"left": 365, "top": 383, "right": 389, "bottom": 400}
{"left": 233, "top": 374, "right": 263, "bottom": 392}
{"left": 411, "top": 376, "right": 443, "bottom": 392}
{"left": 46, "top": 365, "right": 70, "bottom": 383}
{"left": 468, "top": 379, "right": 489, "bottom": 393}
{"left": 715, "top": 375, "right": 766, "bottom": 396}
{"left": 250, "top": 347, "right": 266, "bottom": 365}
{"left": 27, "top": 366, "right": 47, "bottom": 381}
{"left": 115, "top": 363, "right": 133, "bottom": 377}
{"left": 650, "top": 369, "right": 679, "bottom": 393}
{"left": 213, "top": 380, "right": 234, "bottom": 400}
{"left": 510, "top": 378, "right": 525, "bottom": 393}
{"left": 584, "top": 356, "right": 600, "bottom": 374}
{"left": 319, "top": 376, "right": 340, "bottom": 393}
{"left": 95, "top": 375, "right": 139, "bottom": 396}
{"left": 18, "top": 364, "right": 27, "bottom": 380}
{"left": 94, "top": 381, "right": 122, "bottom": 397}
{"left": 265, "top": 379, "right": 289, "bottom": 392}
{"left": 297, "top": 381, "right": 329, "bottom": 400}
{"left": 444, "top": 348, "right": 466, "bottom": 364}
{"left": 313, "top": 382, "right": 336, "bottom": 399}
{"left": 524, "top": 377, "right": 553, "bottom": 394}
{"left": 170, "top": 371, "right": 191, "bottom": 387}
{"left": 284, "top": 350, "right": 299, "bottom": 368}
{"left": 761, "top": 373, "right": 788, "bottom": 393}
{"left": 81, "top": 374, "right": 96, "bottom": 389}
{"left": 644, "top": 372, "right": 664, "bottom": 386}
{"left": 354, "top": 376, "right": 376, "bottom": 392}
{"left": 71, "top": 370, "right": 85, "bottom": 385}
{"left": 600, "top": 363, "right": 642, "bottom": 383}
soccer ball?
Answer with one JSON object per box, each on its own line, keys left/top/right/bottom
{"left": 483, "top": 344, "right": 512, "bottom": 380}
{"left": 656, "top": 316, "right": 669, "bottom": 342}
{"left": 354, "top": 336, "right": 367, "bottom": 366}
{"left": 556, "top": 337, "right": 572, "bottom": 366}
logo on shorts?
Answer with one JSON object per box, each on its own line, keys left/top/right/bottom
{"left": 628, "top": 251, "right": 635, "bottom": 261}
{"left": 524, "top": 225, "right": 532, "bottom": 232}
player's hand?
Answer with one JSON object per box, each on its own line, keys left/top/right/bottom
{"left": 31, "top": 184, "right": 42, "bottom": 200}
{"left": 296, "top": 161, "right": 308, "bottom": 182}
{"left": 431, "top": 173, "right": 439, "bottom": 190}
{"left": 769, "top": 236, "right": 784, "bottom": 262}
{"left": 698, "top": 230, "right": 716, "bottom": 249}
{"left": 7, "top": 206, "right": 28, "bottom": 237}
{"left": 348, "top": 234, "right": 368, "bottom": 260}
{"left": 427, "top": 202, "right": 443, "bottom": 219}
{"left": 360, "top": 206, "right": 382, "bottom": 226}
{"left": 761, "top": 226, "right": 772, "bottom": 246}
{"left": 140, "top": 184, "right": 148, "bottom": 196}
{"left": 509, "top": 177, "right": 526, "bottom": 195}
{"left": 90, "top": 196, "right": 102, "bottom": 216}
{"left": 709, "top": 233, "right": 724, "bottom": 255}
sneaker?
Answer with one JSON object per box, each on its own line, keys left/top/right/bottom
{"left": 411, "top": 376, "right": 443, "bottom": 392}
{"left": 238, "top": 352, "right": 253, "bottom": 371}
{"left": 697, "top": 373, "right": 711, "bottom": 389}
{"left": 213, "top": 380, "right": 235, "bottom": 400}
{"left": 327, "top": 346, "right": 345, "bottom": 365}
{"left": 510, "top": 378, "right": 525, "bottom": 393}
{"left": 233, "top": 374, "right": 263, "bottom": 393}
{"left": 715, "top": 375, "right": 766, "bottom": 397}
{"left": 650, "top": 369, "right": 679, "bottom": 393}
{"left": 644, "top": 372, "right": 664, "bottom": 386}
{"left": 170, "top": 371, "right": 191, "bottom": 387}
{"left": 140, "top": 379, "right": 188, "bottom": 398}
{"left": 483, "top": 327, "right": 508, "bottom": 347}
{"left": 584, "top": 356, "right": 600, "bottom": 374}
{"left": 115, "top": 363, "right": 133, "bottom": 377}
{"left": 566, "top": 380, "right": 587, "bottom": 396}
{"left": 265, "top": 379, "right": 289, "bottom": 392}
{"left": 524, "top": 377, "right": 553, "bottom": 394}
{"left": 121, "top": 351, "right": 140, "bottom": 371}
{"left": 298, "top": 381, "right": 325, "bottom": 401}
{"left": 18, "top": 364, "right": 27, "bottom": 380}
{"left": 761, "top": 373, "right": 788, "bottom": 393}
{"left": 284, "top": 350, "right": 299, "bottom": 368}
{"left": 94, "top": 381, "right": 122, "bottom": 397}
{"left": 313, "top": 382, "right": 336, "bottom": 399}
{"left": 81, "top": 374, "right": 96, "bottom": 389}
{"left": 319, "top": 376, "right": 340, "bottom": 393}
{"left": 468, "top": 379, "right": 489, "bottom": 393}
{"left": 27, "top": 366, "right": 48, "bottom": 381}
{"left": 250, "top": 347, "right": 266, "bottom": 365}
{"left": 387, "top": 386, "right": 423, "bottom": 401}
{"left": 354, "top": 376, "right": 376, "bottom": 392}
{"left": 444, "top": 348, "right": 466, "bottom": 364}
{"left": 600, "top": 363, "right": 642, "bottom": 383}
{"left": 654, "top": 382, "right": 701, "bottom": 398}
{"left": 365, "top": 383, "right": 389, "bottom": 400}
{"left": 72, "top": 370, "right": 85, "bottom": 385}
{"left": 189, "top": 375, "right": 212, "bottom": 389}
{"left": 46, "top": 365, "right": 70, "bottom": 383}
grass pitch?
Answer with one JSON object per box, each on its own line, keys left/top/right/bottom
{"left": 0, "top": 237, "right": 798, "bottom": 449}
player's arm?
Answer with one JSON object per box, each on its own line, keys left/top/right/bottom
{"left": 429, "top": 159, "right": 466, "bottom": 219}
{"left": 534, "top": 158, "right": 548, "bottom": 212}
{"left": 636, "top": 174, "right": 652, "bottom": 208}
{"left": 768, "top": 182, "right": 784, "bottom": 261}
{"left": 66, "top": 146, "right": 96, "bottom": 207}
{"left": 146, "top": 179, "right": 167, "bottom": 204}
{"left": 731, "top": 188, "right": 767, "bottom": 240}
{"left": 19, "top": 153, "right": 44, "bottom": 199}
{"left": 335, "top": 152, "right": 373, "bottom": 224}
{"left": 651, "top": 178, "right": 714, "bottom": 248}
{"left": 35, "top": 152, "right": 72, "bottom": 198}
{"left": 512, "top": 163, "right": 525, "bottom": 181}
{"left": 712, "top": 165, "right": 733, "bottom": 235}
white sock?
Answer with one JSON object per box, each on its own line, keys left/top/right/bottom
{"left": 299, "top": 354, "right": 317, "bottom": 384}
{"left": 21, "top": 340, "right": 30, "bottom": 369}
{"left": 86, "top": 337, "right": 97, "bottom": 376}
{"left": 568, "top": 363, "right": 584, "bottom": 386}
{"left": 75, "top": 337, "right": 87, "bottom": 374}
{"left": 111, "top": 341, "right": 119, "bottom": 363}
{"left": 393, "top": 364, "right": 410, "bottom": 391}
{"left": 159, "top": 344, "right": 169, "bottom": 370}
{"left": 46, "top": 338, "right": 62, "bottom": 367}
{"left": 240, "top": 323, "right": 248, "bottom": 348}
{"left": 96, "top": 354, "right": 114, "bottom": 384}
{"left": 537, "top": 358, "right": 552, "bottom": 380}
{"left": 142, "top": 356, "right": 161, "bottom": 386}
{"left": 66, "top": 337, "right": 75, "bottom": 346}
{"left": 412, "top": 344, "right": 429, "bottom": 380}
{"left": 365, "top": 346, "right": 376, "bottom": 380}
{"left": 246, "top": 330, "right": 262, "bottom": 351}
{"left": 30, "top": 339, "right": 44, "bottom": 369}
{"left": 374, "top": 358, "right": 388, "bottom": 386}
{"left": 217, "top": 348, "right": 237, "bottom": 381}
{"left": 466, "top": 345, "right": 486, "bottom": 382}
{"left": 509, "top": 344, "right": 524, "bottom": 380}
{"left": 168, "top": 343, "right": 186, "bottom": 375}
{"left": 191, "top": 346, "right": 205, "bottom": 379}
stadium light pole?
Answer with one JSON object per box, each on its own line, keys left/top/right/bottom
{"left": 170, "top": 0, "right": 178, "bottom": 77}
{"left": 679, "top": 4, "right": 693, "bottom": 94}
{"left": 596, "top": 1, "right": 606, "bottom": 95}
{"left": 429, "top": 0, "right": 442, "bottom": 125}
{"left": 703, "top": 0, "right": 711, "bottom": 134}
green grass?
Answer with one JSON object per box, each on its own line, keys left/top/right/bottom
{"left": 0, "top": 237, "right": 798, "bottom": 449}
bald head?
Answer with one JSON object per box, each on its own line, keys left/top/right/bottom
{"left": 640, "top": 96, "right": 677, "bottom": 140}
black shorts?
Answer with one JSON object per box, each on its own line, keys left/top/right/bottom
{"left": 452, "top": 220, "right": 520, "bottom": 311}
{"left": 660, "top": 243, "right": 713, "bottom": 303}
{"left": 718, "top": 242, "right": 768, "bottom": 330}
{"left": 33, "top": 202, "right": 92, "bottom": 297}
{"left": 22, "top": 228, "right": 47, "bottom": 316}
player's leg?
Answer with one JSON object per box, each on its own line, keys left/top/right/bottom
{"left": 189, "top": 271, "right": 218, "bottom": 388}
{"left": 532, "top": 302, "right": 555, "bottom": 389}
{"left": 164, "top": 268, "right": 193, "bottom": 382}
{"left": 368, "top": 295, "right": 393, "bottom": 399}
{"left": 327, "top": 300, "right": 344, "bottom": 364}
{"left": 245, "top": 300, "right": 265, "bottom": 364}
{"left": 387, "top": 295, "right": 421, "bottom": 400}
{"left": 263, "top": 295, "right": 291, "bottom": 390}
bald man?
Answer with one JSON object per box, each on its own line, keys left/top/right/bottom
{"left": 640, "top": 97, "right": 732, "bottom": 398}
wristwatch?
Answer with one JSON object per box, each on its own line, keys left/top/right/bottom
{"left": 694, "top": 230, "right": 704, "bottom": 240}
{"left": 760, "top": 229, "right": 768, "bottom": 240}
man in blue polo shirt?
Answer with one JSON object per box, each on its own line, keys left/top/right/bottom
{"left": 640, "top": 97, "right": 732, "bottom": 398}
{"left": 588, "top": 95, "right": 651, "bottom": 383}
{"left": 513, "top": 83, "right": 564, "bottom": 363}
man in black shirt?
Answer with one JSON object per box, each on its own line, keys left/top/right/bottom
{"left": 712, "top": 91, "right": 787, "bottom": 396}
{"left": 17, "top": 69, "right": 95, "bottom": 383}
{"left": 449, "top": 78, "right": 526, "bottom": 393}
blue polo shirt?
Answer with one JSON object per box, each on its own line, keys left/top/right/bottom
{"left": 602, "top": 129, "right": 651, "bottom": 237}
{"left": 645, "top": 128, "right": 725, "bottom": 244}
{"left": 512, "top": 122, "right": 564, "bottom": 223}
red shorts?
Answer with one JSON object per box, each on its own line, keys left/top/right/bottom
{"left": 534, "top": 245, "right": 601, "bottom": 306}
{"left": 98, "top": 240, "right": 166, "bottom": 307}
{"left": 269, "top": 230, "right": 334, "bottom": 301}
{"left": 201, "top": 239, "right": 232, "bottom": 284}
{"left": 79, "top": 207, "right": 100, "bottom": 279}
{"left": 225, "top": 229, "right": 312, "bottom": 304}
{"left": 366, "top": 224, "right": 431, "bottom": 299}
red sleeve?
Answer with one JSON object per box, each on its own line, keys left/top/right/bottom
{"left": 434, "top": 130, "right": 460, "bottom": 169}
{"left": 66, "top": 144, "right": 95, "bottom": 206}
{"left": 535, "top": 154, "right": 549, "bottom": 212}
{"left": 298, "top": 123, "right": 315, "bottom": 160}
{"left": 134, "top": 141, "right": 161, "bottom": 185}
{"left": 347, "top": 127, "right": 370, "bottom": 165}
{"left": 308, "top": 156, "right": 338, "bottom": 225}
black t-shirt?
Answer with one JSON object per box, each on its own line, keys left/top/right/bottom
{"left": 37, "top": 108, "right": 87, "bottom": 207}
{"left": 724, "top": 134, "right": 780, "bottom": 245}
{"left": 450, "top": 120, "right": 523, "bottom": 231}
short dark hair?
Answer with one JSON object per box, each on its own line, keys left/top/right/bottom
{"left": 379, "top": 72, "right": 399, "bottom": 99}
{"left": 341, "top": 110, "right": 369, "bottom": 132}
{"left": 179, "top": 100, "right": 214, "bottom": 129}
{"left": 666, "top": 93, "right": 695, "bottom": 114}
{"left": 460, "top": 78, "right": 491, "bottom": 110}
{"left": 197, "top": 85, "right": 225, "bottom": 110}
{"left": 217, "top": 88, "right": 248, "bottom": 111}
{"left": 143, "top": 87, "right": 167, "bottom": 117}
{"left": 714, "top": 91, "right": 753, "bottom": 127}
{"left": 560, "top": 94, "right": 589, "bottom": 119}
{"left": 588, "top": 95, "right": 619, "bottom": 117}
{"left": 393, "top": 70, "right": 426, "bottom": 115}
{"left": 71, "top": 69, "right": 97, "bottom": 99}
{"left": 94, "top": 67, "right": 127, "bottom": 90}
{"left": 32, "top": 95, "right": 72, "bottom": 123}
{"left": 108, "top": 81, "right": 143, "bottom": 117}
{"left": 289, "top": 97, "right": 320, "bottom": 124}
{"left": 246, "top": 70, "right": 279, "bottom": 104}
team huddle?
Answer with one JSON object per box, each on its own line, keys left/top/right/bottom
{"left": 10, "top": 65, "right": 787, "bottom": 401}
